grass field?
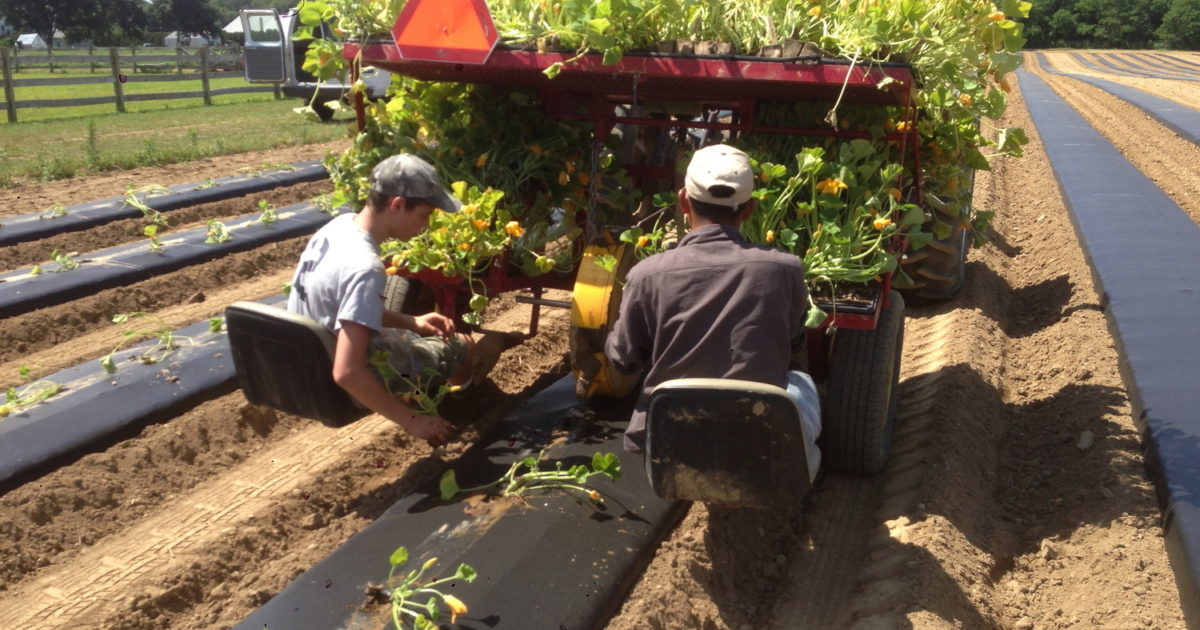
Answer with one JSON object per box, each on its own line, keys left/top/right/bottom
{"left": 3, "top": 67, "right": 282, "bottom": 123}
{"left": 0, "top": 99, "right": 354, "bottom": 186}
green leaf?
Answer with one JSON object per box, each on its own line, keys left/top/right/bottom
{"left": 804, "top": 304, "right": 829, "bottom": 329}
{"left": 906, "top": 231, "right": 933, "bottom": 251}
{"left": 601, "top": 46, "right": 624, "bottom": 65}
{"left": 389, "top": 546, "right": 409, "bottom": 568}
{"left": 468, "top": 293, "right": 489, "bottom": 313}
{"left": 439, "top": 469, "right": 460, "bottom": 501}
{"left": 208, "top": 317, "right": 224, "bottom": 333}
{"left": 100, "top": 354, "right": 117, "bottom": 374}
{"left": 457, "top": 563, "right": 478, "bottom": 582}
{"left": 425, "top": 596, "right": 440, "bottom": 621}
{"left": 618, "top": 227, "right": 643, "bottom": 244}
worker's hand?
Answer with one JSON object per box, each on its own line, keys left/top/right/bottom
{"left": 399, "top": 413, "right": 455, "bottom": 447}
{"left": 412, "top": 312, "right": 456, "bottom": 339}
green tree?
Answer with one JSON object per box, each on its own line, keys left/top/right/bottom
{"left": 145, "top": 0, "right": 223, "bottom": 38}
{"left": 1157, "top": 0, "right": 1200, "bottom": 49}
{"left": 62, "top": 0, "right": 149, "bottom": 47}
{"left": 0, "top": 0, "right": 75, "bottom": 47}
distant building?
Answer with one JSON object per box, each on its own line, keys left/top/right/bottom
{"left": 16, "top": 33, "right": 47, "bottom": 49}
{"left": 163, "top": 32, "right": 214, "bottom": 48}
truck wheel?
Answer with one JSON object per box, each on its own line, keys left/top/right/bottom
{"left": 821, "top": 290, "right": 905, "bottom": 475}
{"left": 310, "top": 100, "right": 335, "bottom": 122}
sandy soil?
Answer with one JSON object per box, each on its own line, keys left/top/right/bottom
{"left": 0, "top": 50, "right": 1195, "bottom": 629}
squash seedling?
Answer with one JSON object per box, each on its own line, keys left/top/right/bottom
{"left": 0, "top": 365, "right": 62, "bottom": 418}
{"left": 204, "top": 219, "right": 232, "bottom": 244}
{"left": 382, "top": 547, "right": 476, "bottom": 630}
{"left": 440, "top": 451, "right": 621, "bottom": 504}
{"left": 256, "top": 199, "right": 278, "bottom": 225}
{"left": 100, "top": 312, "right": 192, "bottom": 374}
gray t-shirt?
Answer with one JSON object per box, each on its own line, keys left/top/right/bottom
{"left": 287, "top": 213, "right": 385, "bottom": 334}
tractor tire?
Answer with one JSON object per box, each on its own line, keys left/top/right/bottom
{"left": 898, "top": 169, "right": 976, "bottom": 304}
{"left": 383, "top": 276, "right": 431, "bottom": 316}
{"left": 821, "top": 290, "right": 905, "bottom": 475}
{"left": 899, "top": 221, "right": 969, "bottom": 304}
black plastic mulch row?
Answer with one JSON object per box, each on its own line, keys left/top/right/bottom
{"left": 1018, "top": 68, "right": 1200, "bottom": 624}
{"left": 0, "top": 294, "right": 286, "bottom": 489}
{"left": 0, "top": 201, "right": 339, "bottom": 319}
{"left": 0, "top": 160, "right": 328, "bottom": 247}
{"left": 1149, "top": 52, "right": 1200, "bottom": 73}
{"left": 236, "top": 376, "right": 686, "bottom": 630}
{"left": 1111, "top": 52, "right": 1200, "bottom": 80}
{"left": 1070, "top": 51, "right": 1200, "bottom": 82}
{"left": 1036, "top": 52, "right": 1200, "bottom": 145}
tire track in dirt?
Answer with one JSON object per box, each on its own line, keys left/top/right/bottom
{"left": 1027, "top": 53, "right": 1200, "bottom": 227}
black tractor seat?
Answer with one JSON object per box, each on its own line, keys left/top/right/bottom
{"left": 645, "top": 378, "right": 820, "bottom": 507}
{"left": 225, "top": 301, "right": 364, "bottom": 427}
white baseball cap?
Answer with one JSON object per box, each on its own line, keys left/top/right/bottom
{"left": 684, "top": 144, "right": 754, "bottom": 209}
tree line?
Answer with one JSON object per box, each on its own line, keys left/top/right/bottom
{"left": 0, "top": 0, "right": 292, "bottom": 48}
{"left": 1020, "top": 0, "right": 1198, "bottom": 49}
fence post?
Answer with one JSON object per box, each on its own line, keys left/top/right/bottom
{"left": 47, "top": 45, "right": 54, "bottom": 73}
{"left": 89, "top": 44, "right": 96, "bottom": 72}
{"left": 109, "top": 47, "right": 126, "bottom": 113}
{"left": 176, "top": 47, "right": 183, "bottom": 75}
{"left": 130, "top": 45, "right": 138, "bottom": 74}
{"left": 1, "top": 48, "right": 17, "bottom": 123}
{"left": 199, "top": 47, "right": 212, "bottom": 105}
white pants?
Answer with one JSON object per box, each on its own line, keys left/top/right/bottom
{"left": 785, "top": 371, "right": 822, "bottom": 481}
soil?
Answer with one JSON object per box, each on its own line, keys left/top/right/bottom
{"left": 0, "top": 50, "right": 1194, "bottom": 630}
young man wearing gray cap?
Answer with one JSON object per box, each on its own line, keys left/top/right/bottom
{"left": 288, "top": 154, "right": 501, "bottom": 446}
{"left": 604, "top": 144, "right": 821, "bottom": 458}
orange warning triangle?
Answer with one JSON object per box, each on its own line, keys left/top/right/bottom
{"left": 393, "top": 0, "right": 498, "bottom": 64}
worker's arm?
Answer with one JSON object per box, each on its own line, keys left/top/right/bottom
{"left": 332, "top": 320, "right": 454, "bottom": 446}
{"left": 604, "top": 275, "right": 650, "bottom": 377}
{"left": 382, "top": 310, "right": 456, "bottom": 339}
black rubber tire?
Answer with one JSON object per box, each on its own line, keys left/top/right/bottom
{"left": 310, "top": 99, "right": 335, "bottom": 122}
{"left": 899, "top": 221, "right": 969, "bottom": 304}
{"left": 898, "top": 169, "right": 975, "bottom": 304}
{"left": 383, "top": 276, "right": 429, "bottom": 316}
{"left": 821, "top": 290, "right": 905, "bottom": 475}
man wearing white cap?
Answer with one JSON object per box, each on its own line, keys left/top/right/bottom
{"left": 604, "top": 144, "right": 821, "bottom": 457}
{"left": 288, "top": 153, "right": 502, "bottom": 446}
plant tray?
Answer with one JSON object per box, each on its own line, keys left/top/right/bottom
{"left": 348, "top": 42, "right": 915, "bottom": 107}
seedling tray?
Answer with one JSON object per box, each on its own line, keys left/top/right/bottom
{"left": 0, "top": 161, "right": 327, "bottom": 247}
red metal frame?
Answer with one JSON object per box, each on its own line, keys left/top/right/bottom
{"left": 348, "top": 40, "right": 922, "bottom": 339}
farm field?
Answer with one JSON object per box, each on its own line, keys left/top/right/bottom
{"left": 0, "top": 49, "right": 1195, "bottom": 629}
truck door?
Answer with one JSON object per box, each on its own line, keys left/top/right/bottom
{"left": 241, "top": 9, "right": 286, "bottom": 83}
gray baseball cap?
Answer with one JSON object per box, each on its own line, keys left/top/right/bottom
{"left": 369, "top": 154, "right": 462, "bottom": 212}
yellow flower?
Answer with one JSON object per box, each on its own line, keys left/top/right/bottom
{"left": 873, "top": 217, "right": 893, "bottom": 230}
{"left": 588, "top": 489, "right": 602, "bottom": 502}
{"left": 385, "top": 266, "right": 398, "bottom": 275}
{"left": 472, "top": 219, "right": 488, "bottom": 230}
{"left": 505, "top": 221, "right": 525, "bottom": 238}
{"left": 475, "top": 153, "right": 489, "bottom": 168}
{"left": 894, "top": 120, "right": 910, "bottom": 132}
{"left": 458, "top": 242, "right": 472, "bottom": 251}
{"left": 986, "top": 11, "right": 1005, "bottom": 21}
{"left": 558, "top": 171, "right": 570, "bottom": 185}
{"left": 887, "top": 188, "right": 902, "bottom": 202}
{"left": 959, "top": 93, "right": 973, "bottom": 106}
{"left": 765, "top": 230, "right": 776, "bottom": 243}
{"left": 635, "top": 235, "right": 651, "bottom": 247}
{"left": 443, "top": 595, "right": 468, "bottom": 623}
{"left": 808, "top": 5, "right": 821, "bottom": 16}
{"left": 816, "top": 178, "right": 848, "bottom": 195}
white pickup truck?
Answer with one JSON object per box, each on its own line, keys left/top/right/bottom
{"left": 239, "top": 8, "right": 391, "bottom": 121}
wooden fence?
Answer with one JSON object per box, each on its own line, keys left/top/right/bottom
{"left": 0, "top": 47, "right": 280, "bottom": 123}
